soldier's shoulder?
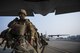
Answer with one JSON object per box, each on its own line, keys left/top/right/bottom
{"left": 12, "top": 17, "right": 19, "bottom": 22}
{"left": 14, "top": 17, "right": 18, "bottom": 20}
{"left": 25, "top": 19, "right": 31, "bottom": 23}
{"left": 25, "top": 19, "right": 30, "bottom": 22}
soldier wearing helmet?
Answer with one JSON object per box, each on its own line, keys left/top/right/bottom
{"left": 7, "top": 9, "right": 38, "bottom": 53}
{"left": 18, "top": 9, "right": 27, "bottom": 20}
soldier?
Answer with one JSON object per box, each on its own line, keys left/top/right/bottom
{"left": 7, "top": 9, "right": 37, "bottom": 53}
{"left": 40, "top": 33, "right": 48, "bottom": 53}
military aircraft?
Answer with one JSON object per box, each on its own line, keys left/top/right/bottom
{"left": 0, "top": 0, "right": 80, "bottom": 16}
{"left": 45, "top": 34, "right": 69, "bottom": 41}
{"left": 48, "top": 34, "right": 69, "bottom": 37}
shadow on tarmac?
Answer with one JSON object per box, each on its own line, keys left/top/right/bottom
{"left": 0, "top": 47, "right": 12, "bottom": 53}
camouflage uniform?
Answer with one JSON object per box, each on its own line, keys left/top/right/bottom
{"left": 0, "top": 9, "right": 40, "bottom": 53}
{"left": 6, "top": 9, "right": 38, "bottom": 53}
{"left": 8, "top": 17, "right": 37, "bottom": 53}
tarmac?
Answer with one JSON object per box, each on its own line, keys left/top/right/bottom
{"left": 0, "top": 40, "right": 80, "bottom": 53}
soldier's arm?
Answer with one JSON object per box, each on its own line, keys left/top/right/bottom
{"left": 8, "top": 18, "right": 18, "bottom": 28}
{"left": 28, "top": 20, "right": 37, "bottom": 31}
{"left": 0, "top": 39, "right": 5, "bottom": 46}
{"left": 25, "top": 19, "right": 32, "bottom": 32}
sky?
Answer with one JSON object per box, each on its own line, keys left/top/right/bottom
{"left": 0, "top": 12, "right": 80, "bottom": 36}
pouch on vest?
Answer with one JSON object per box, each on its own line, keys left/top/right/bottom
{"left": 10, "top": 23, "right": 26, "bottom": 36}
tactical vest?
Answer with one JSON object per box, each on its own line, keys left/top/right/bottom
{"left": 10, "top": 20, "right": 27, "bottom": 36}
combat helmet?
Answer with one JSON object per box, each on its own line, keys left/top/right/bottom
{"left": 18, "top": 9, "right": 27, "bottom": 16}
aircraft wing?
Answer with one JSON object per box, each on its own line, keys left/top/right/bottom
{"left": 0, "top": 0, "right": 80, "bottom": 16}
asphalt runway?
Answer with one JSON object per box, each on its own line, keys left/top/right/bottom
{"left": 0, "top": 41, "right": 80, "bottom": 53}
{"left": 44, "top": 41, "right": 80, "bottom": 53}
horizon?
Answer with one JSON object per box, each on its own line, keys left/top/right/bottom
{"left": 0, "top": 12, "right": 80, "bottom": 36}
